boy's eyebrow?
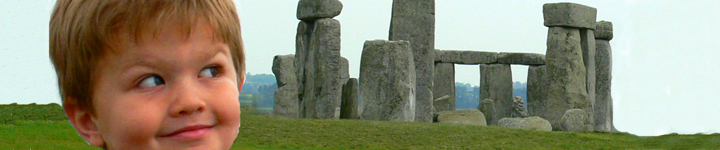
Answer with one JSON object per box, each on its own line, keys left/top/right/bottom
{"left": 120, "top": 45, "right": 228, "bottom": 73}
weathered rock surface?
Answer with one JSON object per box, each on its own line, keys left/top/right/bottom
{"left": 340, "top": 57, "right": 349, "bottom": 85}
{"left": 435, "top": 50, "right": 498, "bottom": 64}
{"left": 273, "top": 86, "right": 299, "bottom": 118}
{"left": 297, "top": 0, "right": 343, "bottom": 21}
{"left": 479, "top": 99, "right": 497, "bottom": 125}
{"left": 497, "top": 52, "right": 545, "bottom": 65}
{"left": 433, "top": 62, "right": 455, "bottom": 112}
{"left": 341, "top": 78, "right": 359, "bottom": 119}
{"left": 511, "top": 96, "right": 529, "bottom": 118}
{"left": 527, "top": 65, "right": 547, "bottom": 117}
{"left": 580, "top": 29, "right": 597, "bottom": 132}
{"left": 544, "top": 27, "right": 589, "bottom": 129}
{"left": 360, "top": 40, "right": 416, "bottom": 121}
{"left": 295, "top": 21, "right": 312, "bottom": 102}
{"left": 594, "top": 35, "right": 613, "bottom": 132}
{"left": 433, "top": 109, "right": 487, "bottom": 126}
{"left": 594, "top": 21, "right": 613, "bottom": 40}
{"left": 302, "top": 18, "right": 342, "bottom": 119}
{"left": 480, "top": 64, "right": 513, "bottom": 125}
{"left": 498, "top": 116, "right": 552, "bottom": 131}
{"left": 273, "top": 55, "right": 297, "bottom": 87}
{"left": 389, "top": 0, "right": 435, "bottom": 122}
{"left": 561, "top": 109, "right": 590, "bottom": 132}
{"left": 543, "top": 3, "right": 597, "bottom": 29}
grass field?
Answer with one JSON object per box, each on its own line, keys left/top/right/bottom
{"left": 1, "top": 104, "right": 719, "bottom": 149}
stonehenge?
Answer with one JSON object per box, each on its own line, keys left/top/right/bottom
{"left": 272, "top": 1, "right": 614, "bottom": 132}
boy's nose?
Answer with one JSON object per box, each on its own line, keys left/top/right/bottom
{"left": 169, "top": 79, "right": 206, "bottom": 117}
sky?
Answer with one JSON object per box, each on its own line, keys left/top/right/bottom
{"left": 1, "top": 0, "right": 719, "bottom": 136}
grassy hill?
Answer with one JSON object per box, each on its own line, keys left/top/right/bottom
{"left": 1, "top": 104, "right": 719, "bottom": 149}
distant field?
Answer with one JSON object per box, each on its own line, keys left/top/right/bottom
{"left": 1, "top": 104, "right": 719, "bottom": 149}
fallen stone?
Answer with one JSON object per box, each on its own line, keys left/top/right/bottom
{"left": 594, "top": 21, "right": 613, "bottom": 40}
{"left": 594, "top": 38, "right": 613, "bottom": 132}
{"left": 273, "top": 55, "right": 296, "bottom": 87}
{"left": 389, "top": 0, "right": 435, "bottom": 122}
{"left": 432, "top": 62, "right": 455, "bottom": 112}
{"left": 543, "top": 2, "right": 597, "bottom": 29}
{"left": 561, "top": 109, "right": 590, "bottom": 132}
{"left": 433, "top": 109, "right": 487, "bottom": 126}
{"left": 360, "top": 40, "right": 416, "bottom": 121}
{"left": 480, "top": 64, "right": 513, "bottom": 125}
{"left": 273, "top": 86, "right": 299, "bottom": 118}
{"left": 527, "top": 65, "right": 547, "bottom": 117}
{"left": 435, "top": 50, "right": 498, "bottom": 64}
{"left": 497, "top": 52, "right": 545, "bottom": 65}
{"left": 297, "top": 0, "right": 343, "bottom": 21}
{"left": 479, "top": 99, "right": 497, "bottom": 125}
{"left": 544, "top": 27, "right": 589, "bottom": 129}
{"left": 498, "top": 116, "right": 552, "bottom": 131}
{"left": 511, "top": 96, "right": 529, "bottom": 118}
{"left": 341, "top": 78, "right": 360, "bottom": 119}
{"left": 303, "top": 18, "right": 342, "bottom": 119}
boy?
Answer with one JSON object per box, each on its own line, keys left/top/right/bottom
{"left": 49, "top": 0, "right": 245, "bottom": 149}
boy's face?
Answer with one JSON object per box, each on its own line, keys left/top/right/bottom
{"left": 88, "top": 20, "right": 241, "bottom": 149}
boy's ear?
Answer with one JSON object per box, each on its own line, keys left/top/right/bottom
{"left": 237, "top": 74, "right": 245, "bottom": 92}
{"left": 63, "top": 98, "right": 106, "bottom": 147}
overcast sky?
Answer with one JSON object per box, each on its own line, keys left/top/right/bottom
{"left": 1, "top": 0, "right": 719, "bottom": 136}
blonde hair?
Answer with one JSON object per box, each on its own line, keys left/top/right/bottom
{"left": 49, "top": 0, "right": 245, "bottom": 114}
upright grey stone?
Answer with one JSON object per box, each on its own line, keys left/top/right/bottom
{"left": 511, "top": 96, "right": 529, "bottom": 118}
{"left": 302, "top": 18, "right": 342, "bottom": 119}
{"left": 360, "top": 40, "right": 416, "bottom": 121}
{"left": 341, "top": 78, "right": 360, "bottom": 119}
{"left": 497, "top": 52, "right": 546, "bottom": 65}
{"left": 580, "top": 29, "right": 597, "bottom": 132}
{"left": 297, "top": 0, "right": 343, "bottom": 21}
{"left": 479, "top": 99, "right": 496, "bottom": 125}
{"left": 435, "top": 50, "right": 498, "bottom": 64}
{"left": 389, "top": 0, "right": 435, "bottom": 122}
{"left": 295, "top": 21, "right": 313, "bottom": 117}
{"left": 543, "top": 3, "right": 597, "bottom": 29}
{"left": 273, "top": 55, "right": 299, "bottom": 118}
{"left": 527, "top": 65, "right": 547, "bottom": 117}
{"left": 594, "top": 21, "right": 613, "bottom": 132}
{"left": 479, "top": 64, "right": 513, "bottom": 125}
{"left": 561, "top": 109, "right": 590, "bottom": 132}
{"left": 544, "top": 27, "right": 589, "bottom": 129}
{"left": 340, "top": 57, "right": 349, "bottom": 84}
{"left": 433, "top": 62, "right": 455, "bottom": 112}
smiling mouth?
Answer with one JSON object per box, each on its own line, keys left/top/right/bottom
{"left": 161, "top": 125, "right": 214, "bottom": 140}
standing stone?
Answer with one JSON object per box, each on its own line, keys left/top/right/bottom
{"left": 433, "top": 62, "right": 455, "bottom": 112}
{"left": 389, "top": 0, "right": 435, "bottom": 122}
{"left": 297, "top": 0, "right": 343, "bottom": 21}
{"left": 527, "top": 65, "right": 547, "bottom": 117}
{"left": 340, "top": 57, "right": 349, "bottom": 85}
{"left": 360, "top": 40, "right": 416, "bottom": 121}
{"left": 580, "top": 29, "right": 597, "bottom": 132}
{"left": 479, "top": 99, "right": 496, "bottom": 125}
{"left": 479, "top": 64, "right": 513, "bottom": 125}
{"left": 543, "top": 27, "right": 589, "bottom": 129}
{"left": 302, "top": 18, "right": 342, "bottom": 119}
{"left": 511, "top": 96, "right": 529, "bottom": 118}
{"left": 561, "top": 109, "right": 590, "bottom": 132}
{"left": 295, "top": 21, "right": 313, "bottom": 117}
{"left": 594, "top": 21, "right": 613, "bottom": 132}
{"left": 273, "top": 55, "right": 299, "bottom": 118}
{"left": 433, "top": 109, "right": 487, "bottom": 126}
{"left": 341, "top": 78, "right": 360, "bottom": 119}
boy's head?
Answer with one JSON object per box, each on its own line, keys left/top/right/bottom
{"left": 49, "top": 0, "right": 245, "bottom": 149}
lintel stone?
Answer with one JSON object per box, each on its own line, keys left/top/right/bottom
{"left": 595, "top": 21, "right": 613, "bottom": 40}
{"left": 497, "top": 52, "right": 546, "bottom": 65}
{"left": 543, "top": 3, "right": 597, "bottom": 29}
{"left": 297, "top": 0, "right": 343, "bottom": 21}
{"left": 435, "top": 50, "right": 498, "bottom": 64}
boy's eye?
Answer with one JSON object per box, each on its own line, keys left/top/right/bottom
{"left": 199, "top": 67, "right": 220, "bottom": 78}
{"left": 139, "top": 75, "right": 165, "bottom": 88}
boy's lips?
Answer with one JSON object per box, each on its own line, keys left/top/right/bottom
{"left": 160, "top": 125, "right": 214, "bottom": 140}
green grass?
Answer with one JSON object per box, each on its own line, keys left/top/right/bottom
{"left": 1, "top": 104, "right": 719, "bottom": 149}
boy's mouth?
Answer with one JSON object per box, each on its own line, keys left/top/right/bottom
{"left": 160, "top": 125, "right": 214, "bottom": 140}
